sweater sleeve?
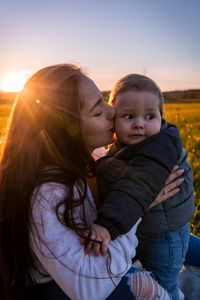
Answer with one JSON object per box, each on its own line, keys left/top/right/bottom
{"left": 95, "top": 132, "right": 181, "bottom": 240}
{"left": 30, "top": 183, "right": 139, "bottom": 300}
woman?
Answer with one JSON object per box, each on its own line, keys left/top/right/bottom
{"left": 0, "top": 64, "right": 183, "bottom": 300}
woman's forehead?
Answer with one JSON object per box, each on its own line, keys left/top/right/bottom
{"left": 79, "top": 77, "right": 102, "bottom": 109}
{"left": 79, "top": 77, "right": 99, "bottom": 94}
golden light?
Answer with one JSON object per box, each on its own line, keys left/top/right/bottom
{"left": 0, "top": 71, "right": 29, "bottom": 92}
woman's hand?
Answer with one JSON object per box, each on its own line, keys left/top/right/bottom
{"left": 80, "top": 224, "right": 111, "bottom": 256}
{"left": 148, "top": 166, "right": 184, "bottom": 209}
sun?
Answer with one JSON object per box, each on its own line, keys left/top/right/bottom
{"left": 0, "top": 71, "right": 29, "bottom": 92}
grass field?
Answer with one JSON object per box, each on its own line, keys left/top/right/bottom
{"left": 164, "top": 102, "right": 200, "bottom": 235}
{"left": 0, "top": 100, "right": 200, "bottom": 235}
{"left": 0, "top": 103, "right": 13, "bottom": 135}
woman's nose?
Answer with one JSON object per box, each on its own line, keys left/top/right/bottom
{"left": 106, "top": 105, "right": 116, "bottom": 121}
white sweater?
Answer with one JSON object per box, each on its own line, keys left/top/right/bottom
{"left": 30, "top": 182, "right": 140, "bottom": 300}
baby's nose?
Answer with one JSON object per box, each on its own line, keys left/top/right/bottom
{"left": 133, "top": 118, "right": 144, "bottom": 128}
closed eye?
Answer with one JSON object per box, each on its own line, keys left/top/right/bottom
{"left": 93, "top": 111, "right": 103, "bottom": 117}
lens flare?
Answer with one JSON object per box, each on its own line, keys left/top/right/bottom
{"left": 0, "top": 71, "right": 29, "bottom": 92}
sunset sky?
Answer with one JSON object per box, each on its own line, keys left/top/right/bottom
{"left": 0, "top": 0, "right": 200, "bottom": 92}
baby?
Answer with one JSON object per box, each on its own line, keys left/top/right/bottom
{"left": 87, "top": 74, "right": 194, "bottom": 299}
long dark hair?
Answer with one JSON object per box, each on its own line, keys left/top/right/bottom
{"left": 0, "top": 64, "right": 95, "bottom": 299}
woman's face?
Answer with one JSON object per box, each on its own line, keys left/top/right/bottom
{"left": 79, "top": 77, "right": 115, "bottom": 151}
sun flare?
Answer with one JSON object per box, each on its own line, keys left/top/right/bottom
{"left": 0, "top": 71, "right": 29, "bottom": 92}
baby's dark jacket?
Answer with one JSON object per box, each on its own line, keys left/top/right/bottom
{"left": 95, "top": 121, "right": 195, "bottom": 239}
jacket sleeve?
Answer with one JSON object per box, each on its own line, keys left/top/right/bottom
{"left": 95, "top": 132, "right": 181, "bottom": 240}
{"left": 30, "top": 183, "right": 139, "bottom": 300}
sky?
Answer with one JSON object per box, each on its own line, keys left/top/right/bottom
{"left": 0, "top": 0, "right": 200, "bottom": 92}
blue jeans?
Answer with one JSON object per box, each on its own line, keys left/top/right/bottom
{"left": 185, "top": 233, "right": 200, "bottom": 267}
{"left": 136, "top": 224, "right": 190, "bottom": 300}
{"left": 107, "top": 267, "right": 137, "bottom": 300}
{"left": 27, "top": 268, "right": 137, "bottom": 300}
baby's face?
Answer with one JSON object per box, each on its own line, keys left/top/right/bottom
{"left": 114, "top": 90, "right": 162, "bottom": 145}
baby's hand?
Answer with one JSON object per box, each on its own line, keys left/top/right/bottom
{"left": 85, "top": 224, "right": 111, "bottom": 256}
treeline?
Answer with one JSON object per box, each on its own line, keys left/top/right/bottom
{"left": 102, "top": 89, "right": 200, "bottom": 102}
{"left": 163, "top": 89, "right": 200, "bottom": 101}
{"left": 0, "top": 92, "right": 17, "bottom": 103}
{"left": 1, "top": 89, "right": 200, "bottom": 104}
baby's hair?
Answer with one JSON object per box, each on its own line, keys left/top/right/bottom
{"left": 109, "top": 74, "right": 164, "bottom": 115}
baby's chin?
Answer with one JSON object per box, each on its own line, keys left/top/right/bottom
{"left": 124, "top": 135, "right": 146, "bottom": 145}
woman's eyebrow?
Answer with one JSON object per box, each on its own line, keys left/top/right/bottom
{"left": 89, "top": 98, "right": 102, "bottom": 112}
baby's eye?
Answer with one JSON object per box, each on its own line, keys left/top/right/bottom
{"left": 146, "top": 114, "right": 155, "bottom": 120}
{"left": 123, "top": 114, "right": 134, "bottom": 119}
